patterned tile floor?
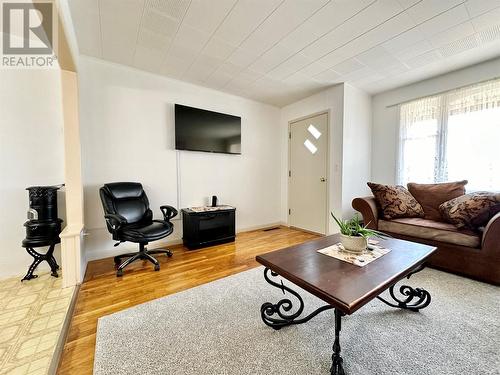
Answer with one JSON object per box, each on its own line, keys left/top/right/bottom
{"left": 0, "top": 272, "right": 74, "bottom": 375}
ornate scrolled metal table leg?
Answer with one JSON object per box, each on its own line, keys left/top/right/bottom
{"left": 376, "top": 266, "right": 431, "bottom": 312}
{"left": 260, "top": 268, "right": 334, "bottom": 330}
{"left": 330, "top": 309, "right": 345, "bottom": 375}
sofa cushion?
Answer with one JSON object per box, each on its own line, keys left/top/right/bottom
{"left": 367, "top": 182, "right": 424, "bottom": 220}
{"left": 407, "top": 180, "right": 467, "bottom": 221}
{"left": 439, "top": 192, "right": 500, "bottom": 229}
{"left": 471, "top": 203, "right": 500, "bottom": 228}
{"left": 378, "top": 217, "right": 481, "bottom": 248}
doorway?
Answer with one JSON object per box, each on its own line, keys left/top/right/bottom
{"left": 288, "top": 112, "right": 329, "bottom": 235}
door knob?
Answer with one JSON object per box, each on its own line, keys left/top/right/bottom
{"left": 320, "top": 177, "right": 326, "bottom": 182}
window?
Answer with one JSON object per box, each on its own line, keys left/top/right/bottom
{"left": 397, "top": 79, "right": 500, "bottom": 191}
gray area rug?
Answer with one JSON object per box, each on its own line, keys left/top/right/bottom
{"left": 94, "top": 267, "right": 500, "bottom": 375}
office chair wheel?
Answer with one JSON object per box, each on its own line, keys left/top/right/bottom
{"left": 154, "top": 264, "right": 160, "bottom": 271}
{"left": 166, "top": 250, "right": 173, "bottom": 257}
{"left": 116, "top": 269, "right": 124, "bottom": 277}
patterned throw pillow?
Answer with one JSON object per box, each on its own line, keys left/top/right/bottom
{"left": 439, "top": 192, "right": 500, "bottom": 229}
{"left": 367, "top": 182, "right": 425, "bottom": 220}
{"left": 407, "top": 180, "right": 467, "bottom": 221}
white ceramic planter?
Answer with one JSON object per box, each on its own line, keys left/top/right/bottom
{"left": 340, "top": 234, "right": 367, "bottom": 254}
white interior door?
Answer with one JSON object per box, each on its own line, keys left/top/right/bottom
{"left": 289, "top": 113, "right": 328, "bottom": 234}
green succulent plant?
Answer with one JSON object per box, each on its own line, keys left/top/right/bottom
{"left": 331, "top": 213, "right": 389, "bottom": 239}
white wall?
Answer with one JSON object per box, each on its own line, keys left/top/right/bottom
{"left": 342, "top": 84, "right": 372, "bottom": 216}
{"left": 280, "top": 83, "right": 372, "bottom": 233}
{"left": 372, "top": 57, "right": 500, "bottom": 185}
{"left": 0, "top": 69, "right": 65, "bottom": 279}
{"left": 78, "top": 57, "right": 282, "bottom": 261}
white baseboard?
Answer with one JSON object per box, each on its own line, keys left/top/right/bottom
{"left": 84, "top": 221, "right": 288, "bottom": 263}
{"left": 49, "top": 283, "right": 80, "bottom": 375}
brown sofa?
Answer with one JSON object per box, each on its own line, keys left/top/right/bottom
{"left": 352, "top": 196, "right": 500, "bottom": 285}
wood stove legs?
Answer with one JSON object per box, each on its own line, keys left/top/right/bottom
{"left": 22, "top": 243, "right": 60, "bottom": 281}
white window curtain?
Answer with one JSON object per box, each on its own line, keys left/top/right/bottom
{"left": 397, "top": 79, "right": 500, "bottom": 191}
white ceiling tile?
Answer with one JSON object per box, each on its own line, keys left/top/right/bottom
{"left": 284, "top": 72, "right": 319, "bottom": 86}
{"left": 376, "top": 60, "right": 409, "bottom": 76}
{"left": 359, "top": 10, "right": 417, "bottom": 45}
{"left": 343, "top": 66, "right": 384, "bottom": 81}
{"left": 266, "top": 64, "right": 297, "bottom": 81}
{"left": 356, "top": 46, "right": 395, "bottom": 66}
{"left": 301, "top": 0, "right": 404, "bottom": 61}
{"left": 137, "top": 28, "right": 171, "bottom": 51}
{"left": 404, "top": 49, "right": 442, "bottom": 68}
{"left": 249, "top": 45, "right": 296, "bottom": 74}
{"left": 313, "top": 69, "right": 343, "bottom": 83}
{"left": 299, "top": 60, "right": 333, "bottom": 77}
{"left": 406, "top": 0, "right": 465, "bottom": 23}
{"left": 278, "top": 53, "right": 314, "bottom": 73}
{"left": 237, "top": 0, "right": 329, "bottom": 63}
{"left": 134, "top": 45, "right": 164, "bottom": 72}
{"left": 184, "top": 56, "right": 221, "bottom": 82}
{"left": 214, "top": 0, "right": 282, "bottom": 46}
{"left": 279, "top": 0, "right": 375, "bottom": 53}
{"left": 471, "top": 6, "right": 500, "bottom": 30}
{"left": 166, "top": 43, "right": 198, "bottom": 69}
{"left": 465, "top": 0, "right": 500, "bottom": 18}
{"left": 142, "top": 8, "right": 179, "bottom": 37}
{"left": 162, "top": 55, "right": 189, "bottom": 78}
{"left": 145, "top": 0, "right": 190, "bottom": 20}
{"left": 226, "top": 47, "right": 258, "bottom": 68}
{"left": 232, "top": 69, "right": 263, "bottom": 84}
{"left": 183, "top": 0, "right": 237, "bottom": 34}
{"left": 382, "top": 26, "right": 426, "bottom": 52}
{"left": 224, "top": 79, "right": 251, "bottom": 92}
{"left": 205, "top": 70, "right": 234, "bottom": 88}
{"left": 313, "top": 11, "right": 417, "bottom": 67}
{"left": 476, "top": 24, "right": 500, "bottom": 44}
{"left": 332, "top": 58, "right": 366, "bottom": 74}
{"left": 100, "top": 0, "right": 145, "bottom": 64}
{"left": 396, "top": 0, "right": 421, "bottom": 8}
{"left": 313, "top": 51, "right": 346, "bottom": 70}
{"left": 438, "top": 34, "right": 479, "bottom": 57}
{"left": 394, "top": 39, "right": 434, "bottom": 60}
{"left": 216, "top": 62, "right": 244, "bottom": 76}
{"left": 430, "top": 21, "right": 475, "bottom": 47}
{"left": 417, "top": 4, "right": 471, "bottom": 38}
{"left": 173, "top": 24, "right": 209, "bottom": 52}
{"left": 202, "top": 38, "right": 236, "bottom": 60}
{"left": 67, "top": 0, "right": 101, "bottom": 57}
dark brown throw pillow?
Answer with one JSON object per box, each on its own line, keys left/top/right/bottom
{"left": 367, "top": 182, "right": 425, "bottom": 220}
{"left": 470, "top": 203, "right": 500, "bottom": 228}
{"left": 407, "top": 180, "right": 467, "bottom": 221}
{"left": 439, "top": 192, "right": 500, "bottom": 229}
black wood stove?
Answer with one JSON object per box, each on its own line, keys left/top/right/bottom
{"left": 21, "top": 185, "right": 64, "bottom": 281}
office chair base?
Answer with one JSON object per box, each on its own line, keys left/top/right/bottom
{"left": 114, "top": 244, "right": 173, "bottom": 277}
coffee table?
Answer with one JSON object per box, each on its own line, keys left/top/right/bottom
{"left": 256, "top": 234, "right": 437, "bottom": 375}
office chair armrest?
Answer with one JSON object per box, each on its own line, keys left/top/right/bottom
{"left": 104, "top": 214, "right": 128, "bottom": 231}
{"left": 160, "top": 205, "right": 178, "bottom": 221}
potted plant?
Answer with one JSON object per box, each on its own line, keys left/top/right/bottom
{"left": 331, "top": 213, "right": 389, "bottom": 254}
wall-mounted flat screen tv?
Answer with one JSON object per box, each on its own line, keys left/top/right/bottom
{"left": 175, "top": 104, "right": 241, "bottom": 154}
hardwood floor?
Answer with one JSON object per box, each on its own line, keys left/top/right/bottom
{"left": 57, "top": 226, "right": 319, "bottom": 374}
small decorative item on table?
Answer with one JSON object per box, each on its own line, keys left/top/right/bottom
{"left": 331, "top": 212, "right": 389, "bottom": 254}
{"left": 318, "top": 240, "right": 391, "bottom": 267}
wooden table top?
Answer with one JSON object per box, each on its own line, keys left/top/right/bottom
{"left": 256, "top": 234, "right": 437, "bottom": 315}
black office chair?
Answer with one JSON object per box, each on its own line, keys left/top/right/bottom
{"left": 99, "top": 182, "right": 178, "bottom": 277}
